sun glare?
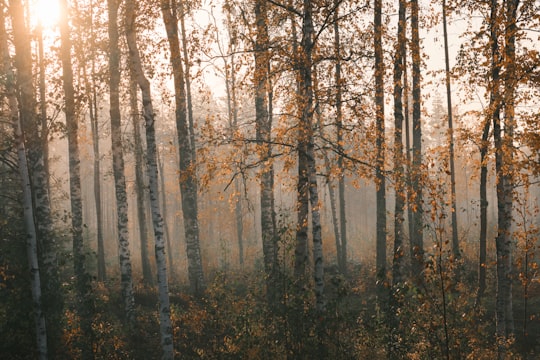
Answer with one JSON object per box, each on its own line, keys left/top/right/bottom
{"left": 32, "top": 0, "right": 60, "bottom": 29}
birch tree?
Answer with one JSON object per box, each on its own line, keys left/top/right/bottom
{"left": 160, "top": 0, "right": 206, "bottom": 295}
{"left": 126, "top": 0, "right": 173, "bottom": 356}
{"left": 129, "top": 70, "right": 154, "bottom": 285}
{"left": 8, "top": 1, "right": 62, "bottom": 350}
{"left": 106, "top": 0, "right": 136, "bottom": 326}
{"left": 254, "top": 0, "right": 278, "bottom": 305}
{"left": 1, "top": 6, "right": 48, "bottom": 358}
{"left": 59, "top": 1, "right": 95, "bottom": 355}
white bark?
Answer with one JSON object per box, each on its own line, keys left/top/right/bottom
{"left": 107, "top": 0, "right": 136, "bottom": 325}
{"left": 2, "top": 6, "right": 48, "bottom": 356}
{"left": 126, "top": 0, "right": 174, "bottom": 357}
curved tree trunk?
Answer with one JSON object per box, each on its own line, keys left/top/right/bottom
{"left": 126, "top": 1, "right": 174, "bottom": 357}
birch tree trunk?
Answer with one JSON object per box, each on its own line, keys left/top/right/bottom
{"left": 300, "top": 0, "right": 325, "bottom": 311}
{"left": 254, "top": 0, "right": 278, "bottom": 304}
{"left": 126, "top": 1, "right": 174, "bottom": 357}
{"left": 8, "top": 2, "right": 62, "bottom": 351}
{"left": 129, "top": 70, "right": 154, "bottom": 285}
{"left": 59, "top": 2, "right": 96, "bottom": 356}
{"left": 493, "top": 0, "right": 517, "bottom": 353}
{"left": 83, "top": 0, "right": 106, "bottom": 282}
{"left": 106, "top": 0, "right": 136, "bottom": 326}
{"left": 2, "top": 7, "right": 48, "bottom": 358}
{"left": 89, "top": 72, "right": 106, "bottom": 282}
{"left": 158, "top": 150, "right": 175, "bottom": 279}
{"left": 161, "top": 0, "right": 205, "bottom": 295}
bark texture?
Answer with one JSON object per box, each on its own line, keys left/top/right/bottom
{"left": 254, "top": 0, "right": 278, "bottom": 304}
{"left": 60, "top": 0, "right": 95, "bottom": 356}
{"left": 129, "top": 70, "right": 154, "bottom": 285}
{"left": 2, "top": 8, "right": 48, "bottom": 358}
{"left": 161, "top": 0, "right": 205, "bottom": 296}
{"left": 392, "top": 0, "right": 407, "bottom": 286}
{"left": 8, "top": 2, "right": 62, "bottom": 351}
{"left": 126, "top": 1, "right": 174, "bottom": 357}
{"left": 107, "top": 0, "right": 136, "bottom": 326}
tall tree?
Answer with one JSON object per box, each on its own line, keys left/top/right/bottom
{"left": 493, "top": 0, "right": 517, "bottom": 352}
{"left": 59, "top": 0, "right": 95, "bottom": 355}
{"left": 178, "top": 0, "right": 197, "bottom": 166}
{"left": 442, "top": 0, "right": 460, "bottom": 260}
{"left": 106, "top": 0, "right": 136, "bottom": 326}
{"left": 392, "top": 0, "right": 407, "bottom": 287}
{"left": 374, "top": 0, "right": 387, "bottom": 297}
{"left": 1, "top": 6, "right": 48, "bottom": 358}
{"left": 160, "top": 0, "right": 205, "bottom": 296}
{"left": 8, "top": 1, "right": 62, "bottom": 351}
{"left": 126, "top": 1, "right": 174, "bottom": 357}
{"left": 83, "top": 0, "right": 106, "bottom": 283}
{"left": 333, "top": 0, "right": 347, "bottom": 275}
{"left": 476, "top": 117, "right": 491, "bottom": 305}
{"left": 254, "top": 0, "right": 278, "bottom": 305}
{"left": 222, "top": 2, "right": 245, "bottom": 268}
{"left": 129, "top": 69, "right": 154, "bottom": 285}
{"left": 36, "top": 24, "right": 50, "bottom": 197}
{"left": 410, "top": 0, "right": 424, "bottom": 279}
{"left": 298, "top": 0, "right": 325, "bottom": 311}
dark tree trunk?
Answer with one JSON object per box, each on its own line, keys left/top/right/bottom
{"left": 374, "top": 0, "right": 387, "bottom": 297}
{"left": 333, "top": 0, "right": 347, "bottom": 275}
{"left": 476, "top": 118, "right": 490, "bottom": 306}
{"left": 442, "top": 0, "right": 460, "bottom": 261}
{"left": 161, "top": 0, "right": 205, "bottom": 296}
{"left": 392, "top": 0, "right": 407, "bottom": 287}
{"left": 410, "top": 0, "right": 424, "bottom": 280}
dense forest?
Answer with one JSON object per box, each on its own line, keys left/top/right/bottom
{"left": 1, "top": 0, "right": 539, "bottom": 358}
